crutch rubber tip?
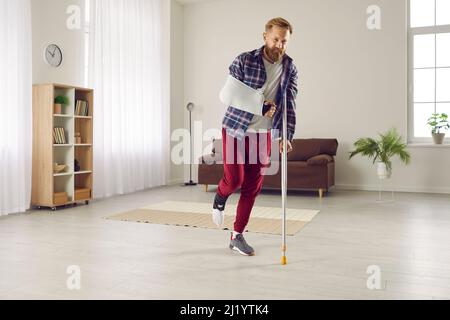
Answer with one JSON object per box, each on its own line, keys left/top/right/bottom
{"left": 281, "top": 256, "right": 287, "bottom": 265}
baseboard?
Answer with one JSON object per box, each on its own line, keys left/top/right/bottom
{"left": 335, "top": 184, "right": 450, "bottom": 195}
{"left": 166, "top": 181, "right": 450, "bottom": 195}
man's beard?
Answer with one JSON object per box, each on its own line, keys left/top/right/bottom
{"left": 267, "top": 47, "right": 285, "bottom": 62}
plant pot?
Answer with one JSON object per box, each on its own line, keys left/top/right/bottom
{"left": 432, "top": 133, "right": 445, "bottom": 145}
{"left": 54, "top": 103, "right": 62, "bottom": 114}
{"left": 377, "top": 162, "right": 391, "bottom": 180}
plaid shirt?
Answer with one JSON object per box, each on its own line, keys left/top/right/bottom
{"left": 222, "top": 46, "right": 298, "bottom": 141}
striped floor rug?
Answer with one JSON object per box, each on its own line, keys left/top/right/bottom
{"left": 105, "top": 201, "right": 320, "bottom": 236}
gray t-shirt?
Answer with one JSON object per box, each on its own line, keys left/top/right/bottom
{"left": 247, "top": 55, "right": 283, "bottom": 133}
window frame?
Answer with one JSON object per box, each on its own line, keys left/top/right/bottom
{"left": 408, "top": 0, "right": 450, "bottom": 143}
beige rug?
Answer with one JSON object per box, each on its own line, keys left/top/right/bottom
{"left": 105, "top": 201, "right": 320, "bottom": 236}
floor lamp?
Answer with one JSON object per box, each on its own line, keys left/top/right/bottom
{"left": 185, "top": 102, "right": 197, "bottom": 186}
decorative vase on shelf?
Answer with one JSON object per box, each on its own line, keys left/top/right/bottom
{"left": 75, "top": 132, "right": 82, "bottom": 144}
{"left": 74, "top": 159, "right": 81, "bottom": 172}
{"left": 54, "top": 104, "right": 62, "bottom": 114}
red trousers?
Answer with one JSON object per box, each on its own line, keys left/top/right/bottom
{"left": 217, "top": 128, "right": 272, "bottom": 233}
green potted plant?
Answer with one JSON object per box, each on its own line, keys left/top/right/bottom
{"left": 427, "top": 113, "right": 449, "bottom": 145}
{"left": 349, "top": 128, "right": 411, "bottom": 179}
{"left": 54, "top": 95, "right": 69, "bottom": 114}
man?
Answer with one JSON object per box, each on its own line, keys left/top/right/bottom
{"left": 213, "top": 17, "right": 299, "bottom": 256}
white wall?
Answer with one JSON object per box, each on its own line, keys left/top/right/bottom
{"left": 170, "top": 0, "right": 186, "bottom": 185}
{"left": 32, "top": 0, "right": 176, "bottom": 186}
{"left": 163, "top": 0, "right": 173, "bottom": 186}
{"left": 31, "top": 0, "right": 450, "bottom": 194}
{"left": 31, "top": 0, "right": 86, "bottom": 86}
{"left": 181, "top": 0, "right": 450, "bottom": 194}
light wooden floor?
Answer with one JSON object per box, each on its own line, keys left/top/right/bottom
{"left": 1, "top": 185, "right": 450, "bottom": 300}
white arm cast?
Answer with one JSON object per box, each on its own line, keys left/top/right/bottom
{"left": 219, "top": 75, "right": 265, "bottom": 115}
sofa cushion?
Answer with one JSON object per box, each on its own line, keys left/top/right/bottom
{"left": 318, "top": 139, "right": 339, "bottom": 156}
{"left": 307, "top": 154, "right": 334, "bottom": 166}
{"left": 287, "top": 140, "right": 320, "bottom": 161}
{"left": 287, "top": 139, "right": 338, "bottom": 161}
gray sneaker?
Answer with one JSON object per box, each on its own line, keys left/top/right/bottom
{"left": 229, "top": 233, "right": 255, "bottom": 256}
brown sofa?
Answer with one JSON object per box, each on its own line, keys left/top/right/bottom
{"left": 198, "top": 138, "right": 338, "bottom": 198}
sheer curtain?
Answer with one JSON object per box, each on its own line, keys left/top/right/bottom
{"left": 89, "top": 0, "right": 169, "bottom": 198}
{"left": 0, "top": 0, "right": 32, "bottom": 216}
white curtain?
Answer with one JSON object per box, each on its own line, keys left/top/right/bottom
{"left": 89, "top": 0, "right": 169, "bottom": 198}
{"left": 0, "top": 0, "right": 32, "bottom": 216}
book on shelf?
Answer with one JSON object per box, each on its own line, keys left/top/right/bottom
{"left": 53, "top": 127, "right": 59, "bottom": 144}
{"left": 61, "top": 128, "right": 66, "bottom": 144}
{"left": 75, "top": 100, "right": 89, "bottom": 116}
{"left": 54, "top": 127, "right": 59, "bottom": 144}
{"left": 58, "top": 128, "right": 63, "bottom": 144}
{"left": 53, "top": 127, "right": 67, "bottom": 144}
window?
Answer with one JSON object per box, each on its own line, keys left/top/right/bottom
{"left": 408, "top": 0, "right": 450, "bottom": 142}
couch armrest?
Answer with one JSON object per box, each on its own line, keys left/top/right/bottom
{"left": 307, "top": 154, "right": 334, "bottom": 166}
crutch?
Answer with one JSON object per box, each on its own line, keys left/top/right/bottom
{"left": 281, "top": 94, "right": 288, "bottom": 266}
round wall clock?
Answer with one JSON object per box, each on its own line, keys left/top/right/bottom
{"left": 44, "top": 44, "right": 63, "bottom": 67}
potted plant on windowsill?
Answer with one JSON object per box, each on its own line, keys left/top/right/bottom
{"left": 427, "top": 113, "right": 449, "bottom": 145}
{"left": 54, "top": 95, "right": 69, "bottom": 114}
{"left": 349, "top": 128, "right": 411, "bottom": 180}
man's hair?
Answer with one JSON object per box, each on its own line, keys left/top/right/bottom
{"left": 265, "top": 17, "right": 293, "bottom": 35}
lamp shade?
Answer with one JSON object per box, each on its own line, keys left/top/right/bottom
{"left": 186, "top": 102, "right": 195, "bottom": 112}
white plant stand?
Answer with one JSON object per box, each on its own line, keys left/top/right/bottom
{"left": 377, "top": 176, "right": 395, "bottom": 203}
